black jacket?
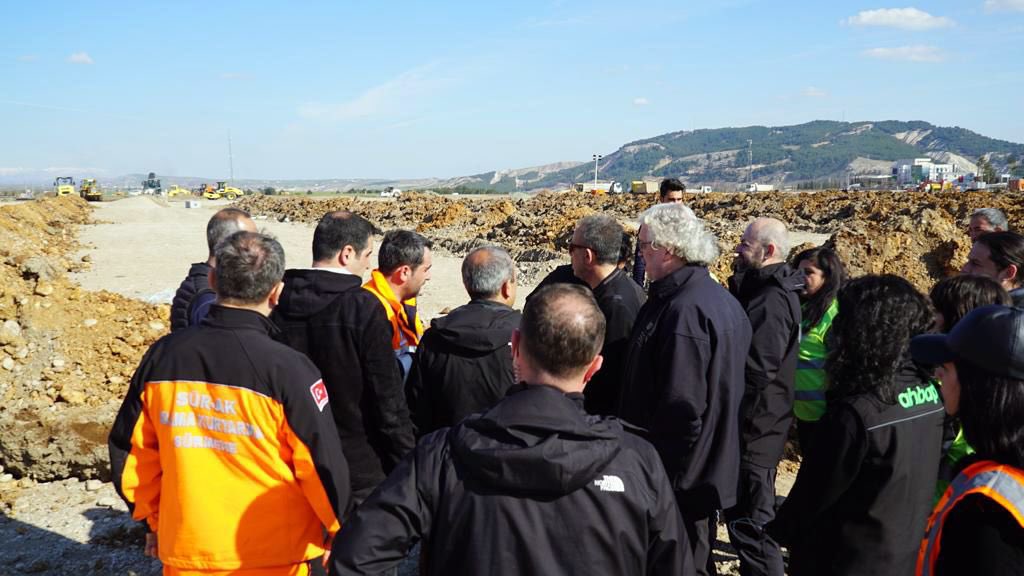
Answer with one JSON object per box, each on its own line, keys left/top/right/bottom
{"left": 937, "top": 489, "right": 1024, "bottom": 575}
{"left": 768, "top": 362, "right": 945, "bottom": 576}
{"left": 618, "top": 265, "right": 752, "bottom": 515}
{"left": 170, "top": 262, "right": 211, "bottom": 332}
{"left": 526, "top": 264, "right": 586, "bottom": 301}
{"left": 729, "top": 262, "right": 803, "bottom": 468}
{"left": 330, "top": 384, "right": 691, "bottom": 576}
{"left": 408, "top": 299, "right": 521, "bottom": 434}
{"left": 271, "top": 269, "right": 414, "bottom": 503}
{"left": 585, "top": 268, "right": 647, "bottom": 416}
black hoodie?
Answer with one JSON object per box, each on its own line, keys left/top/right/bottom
{"left": 408, "top": 299, "right": 521, "bottom": 434}
{"left": 330, "top": 384, "right": 691, "bottom": 576}
{"left": 271, "top": 268, "right": 414, "bottom": 503}
{"left": 728, "top": 262, "right": 804, "bottom": 468}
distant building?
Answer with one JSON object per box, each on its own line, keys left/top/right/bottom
{"left": 892, "top": 158, "right": 966, "bottom": 186}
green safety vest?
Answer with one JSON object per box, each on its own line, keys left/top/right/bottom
{"left": 794, "top": 298, "right": 838, "bottom": 422}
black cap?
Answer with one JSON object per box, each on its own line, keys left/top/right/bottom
{"left": 910, "top": 305, "right": 1024, "bottom": 379}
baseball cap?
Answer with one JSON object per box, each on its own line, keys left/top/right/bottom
{"left": 910, "top": 305, "right": 1024, "bottom": 379}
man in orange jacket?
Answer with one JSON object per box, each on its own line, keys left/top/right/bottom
{"left": 109, "top": 231, "right": 351, "bottom": 575}
{"left": 363, "top": 230, "right": 433, "bottom": 381}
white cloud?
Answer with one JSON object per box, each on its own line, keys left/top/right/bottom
{"left": 984, "top": 0, "right": 1024, "bottom": 12}
{"left": 801, "top": 87, "right": 828, "bottom": 97}
{"left": 843, "top": 8, "right": 954, "bottom": 30}
{"left": 633, "top": 97, "right": 649, "bottom": 106}
{"left": 68, "top": 52, "right": 94, "bottom": 65}
{"left": 298, "top": 63, "right": 448, "bottom": 122}
{"left": 863, "top": 45, "right": 945, "bottom": 62}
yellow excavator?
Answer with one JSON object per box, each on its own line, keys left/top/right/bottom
{"left": 79, "top": 178, "right": 103, "bottom": 201}
{"left": 54, "top": 176, "right": 76, "bottom": 196}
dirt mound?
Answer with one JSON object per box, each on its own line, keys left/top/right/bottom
{"left": 238, "top": 190, "right": 1024, "bottom": 292}
{"left": 0, "top": 197, "right": 167, "bottom": 481}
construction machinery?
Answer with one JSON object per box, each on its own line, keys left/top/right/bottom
{"left": 141, "top": 172, "right": 162, "bottom": 195}
{"left": 54, "top": 177, "right": 76, "bottom": 197}
{"left": 194, "top": 182, "right": 244, "bottom": 200}
{"left": 216, "top": 181, "right": 243, "bottom": 200}
{"left": 79, "top": 178, "right": 103, "bottom": 201}
{"left": 166, "top": 185, "right": 191, "bottom": 198}
{"left": 918, "top": 180, "right": 953, "bottom": 192}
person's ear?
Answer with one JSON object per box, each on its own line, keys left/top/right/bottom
{"left": 501, "top": 278, "right": 514, "bottom": 301}
{"left": 268, "top": 281, "right": 284, "bottom": 308}
{"left": 338, "top": 245, "right": 354, "bottom": 268}
{"left": 582, "top": 354, "right": 604, "bottom": 386}
{"left": 1004, "top": 263, "right": 1019, "bottom": 284}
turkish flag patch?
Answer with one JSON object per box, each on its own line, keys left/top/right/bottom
{"left": 309, "top": 379, "right": 329, "bottom": 412}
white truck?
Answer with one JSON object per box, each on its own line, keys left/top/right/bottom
{"left": 380, "top": 186, "right": 402, "bottom": 198}
{"left": 745, "top": 183, "right": 777, "bottom": 192}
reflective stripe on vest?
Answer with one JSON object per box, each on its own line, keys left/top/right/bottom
{"left": 917, "top": 460, "right": 1024, "bottom": 575}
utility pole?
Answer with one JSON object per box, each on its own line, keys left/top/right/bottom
{"left": 747, "top": 139, "right": 753, "bottom": 187}
{"left": 228, "top": 130, "right": 235, "bottom": 183}
{"left": 593, "top": 154, "right": 603, "bottom": 190}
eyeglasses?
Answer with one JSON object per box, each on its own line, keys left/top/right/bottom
{"left": 568, "top": 243, "right": 591, "bottom": 253}
{"left": 638, "top": 240, "right": 660, "bottom": 251}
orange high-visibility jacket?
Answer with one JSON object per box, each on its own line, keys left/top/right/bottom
{"left": 917, "top": 459, "right": 1024, "bottom": 575}
{"left": 363, "top": 269, "right": 424, "bottom": 351}
{"left": 109, "top": 305, "right": 351, "bottom": 572}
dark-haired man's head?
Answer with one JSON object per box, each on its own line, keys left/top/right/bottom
{"left": 462, "top": 246, "right": 516, "bottom": 306}
{"left": 961, "top": 231, "right": 1024, "bottom": 291}
{"left": 210, "top": 231, "right": 285, "bottom": 315}
{"left": 929, "top": 275, "right": 1010, "bottom": 333}
{"left": 312, "top": 211, "right": 375, "bottom": 277}
{"left": 570, "top": 214, "right": 624, "bottom": 288}
{"left": 377, "top": 230, "right": 433, "bottom": 300}
{"left": 659, "top": 178, "right": 686, "bottom": 203}
{"left": 967, "top": 208, "right": 1009, "bottom": 242}
{"left": 206, "top": 208, "right": 256, "bottom": 263}
{"left": 513, "top": 284, "right": 605, "bottom": 392}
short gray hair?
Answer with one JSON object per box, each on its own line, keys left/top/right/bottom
{"left": 213, "top": 231, "right": 285, "bottom": 304}
{"left": 639, "top": 203, "right": 719, "bottom": 265}
{"left": 575, "top": 214, "right": 624, "bottom": 265}
{"left": 972, "top": 208, "right": 1009, "bottom": 231}
{"left": 207, "top": 208, "right": 252, "bottom": 256}
{"left": 462, "top": 246, "right": 515, "bottom": 300}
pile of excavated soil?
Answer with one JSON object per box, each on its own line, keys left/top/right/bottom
{"left": 237, "top": 190, "right": 1024, "bottom": 292}
{"left": 0, "top": 197, "right": 167, "bottom": 481}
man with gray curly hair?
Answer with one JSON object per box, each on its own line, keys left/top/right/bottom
{"left": 618, "top": 203, "right": 752, "bottom": 576}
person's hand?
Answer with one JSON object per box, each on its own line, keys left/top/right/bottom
{"left": 144, "top": 532, "right": 158, "bottom": 558}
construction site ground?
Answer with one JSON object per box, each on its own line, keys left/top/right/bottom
{"left": 3, "top": 188, "right": 1023, "bottom": 574}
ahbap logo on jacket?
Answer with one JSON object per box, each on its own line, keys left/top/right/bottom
{"left": 309, "top": 379, "right": 329, "bottom": 411}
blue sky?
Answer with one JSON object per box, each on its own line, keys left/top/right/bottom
{"left": 2, "top": 1, "right": 1023, "bottom": 180}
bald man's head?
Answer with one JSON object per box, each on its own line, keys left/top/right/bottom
{"left": 735, "top": 217, "right": 790, "bottom": 271}
{"left": 462, "top": 245, "right": 515, "bottom": 302}
{"left": 519, "top": 284, "right": 605, "bottom": 379}
{"left": 207, "top": 208, "right": 257, "bottom": 258}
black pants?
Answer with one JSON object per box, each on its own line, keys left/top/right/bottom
{"left": 725, "top": 463, "right": 785, "bottom": 576}
{"left": 679, "top": 507, "right": 718, "bottom": 576}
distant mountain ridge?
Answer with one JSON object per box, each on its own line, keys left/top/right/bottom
{"left": 460, "top": 120, "right": 1024, "bottom": 191}
{"left": 2, "top": 120, "right": 1020, "bottom": 191}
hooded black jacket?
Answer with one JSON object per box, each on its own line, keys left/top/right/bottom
{"left": 330, "top": 384, "right": 690, "bottom": 576}
{"left": 585, "top": 268, "right": 647, "bottom": 416}
{"left": 768, "top": 362, "right": 945, "bottom": 576}
{"left": 728, "top": 262, "right": 803, "bottom": 468}
{"left": 408, "top": 299, "right": 521, "bottom": 434}
{"left": 170, "top": 262, "right": 211, "bottom": 332}
{"left": 271, "top": 269, "right": 414, "bottom": 503}
{"left": 618, "top": 265, "right": 752, "bottom": 516}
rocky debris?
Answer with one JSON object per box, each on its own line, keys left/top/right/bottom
{"left": 0, "top": 197, "right": 167, "bottom": 482}
{"left": 237, "top": 189, "right": 1024, "bottom": 293}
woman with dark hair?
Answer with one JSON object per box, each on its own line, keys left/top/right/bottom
{"left": 791, "top": 247, "right": 846, "bottom": 448}
{"left": 911, "top": 306, "right": 1024, "bottom": 575}
{"left": 768, "top": 275, "right": 945, "bottom": 576}
{"left": 928, "top": 275, "right": 1010, "bottom": 499}
{"left": 930, "top": 275, "right": 1010, "bottom": 333}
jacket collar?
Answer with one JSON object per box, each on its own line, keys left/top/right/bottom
{"left": 649, "top": 265, "right": 708, "bottom": 300}
{"left": 202, "top": 304, "right": 279, "bottom": 336}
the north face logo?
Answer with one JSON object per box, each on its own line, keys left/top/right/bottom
{"left": 594, "top": 475, "right": 625, "bottom": 493}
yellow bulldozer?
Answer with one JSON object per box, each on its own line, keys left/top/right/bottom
{"left": 79, "top": 178, "right": 103, "bottom": 201}
{"left": 54, "top": 176, "right": 76, "bottom": 197}
{"left": 166, "top": 185, "right": 191, "bottom": 198}
{"left": 196, "top": 181, "right": 244, "bottom": 200}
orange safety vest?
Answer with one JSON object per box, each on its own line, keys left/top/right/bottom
{"left": 917, "top": 460, "right": 1024, "bottom": 575}
{"left": 363, "top": 269, "right": 424, "bottom": 352}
